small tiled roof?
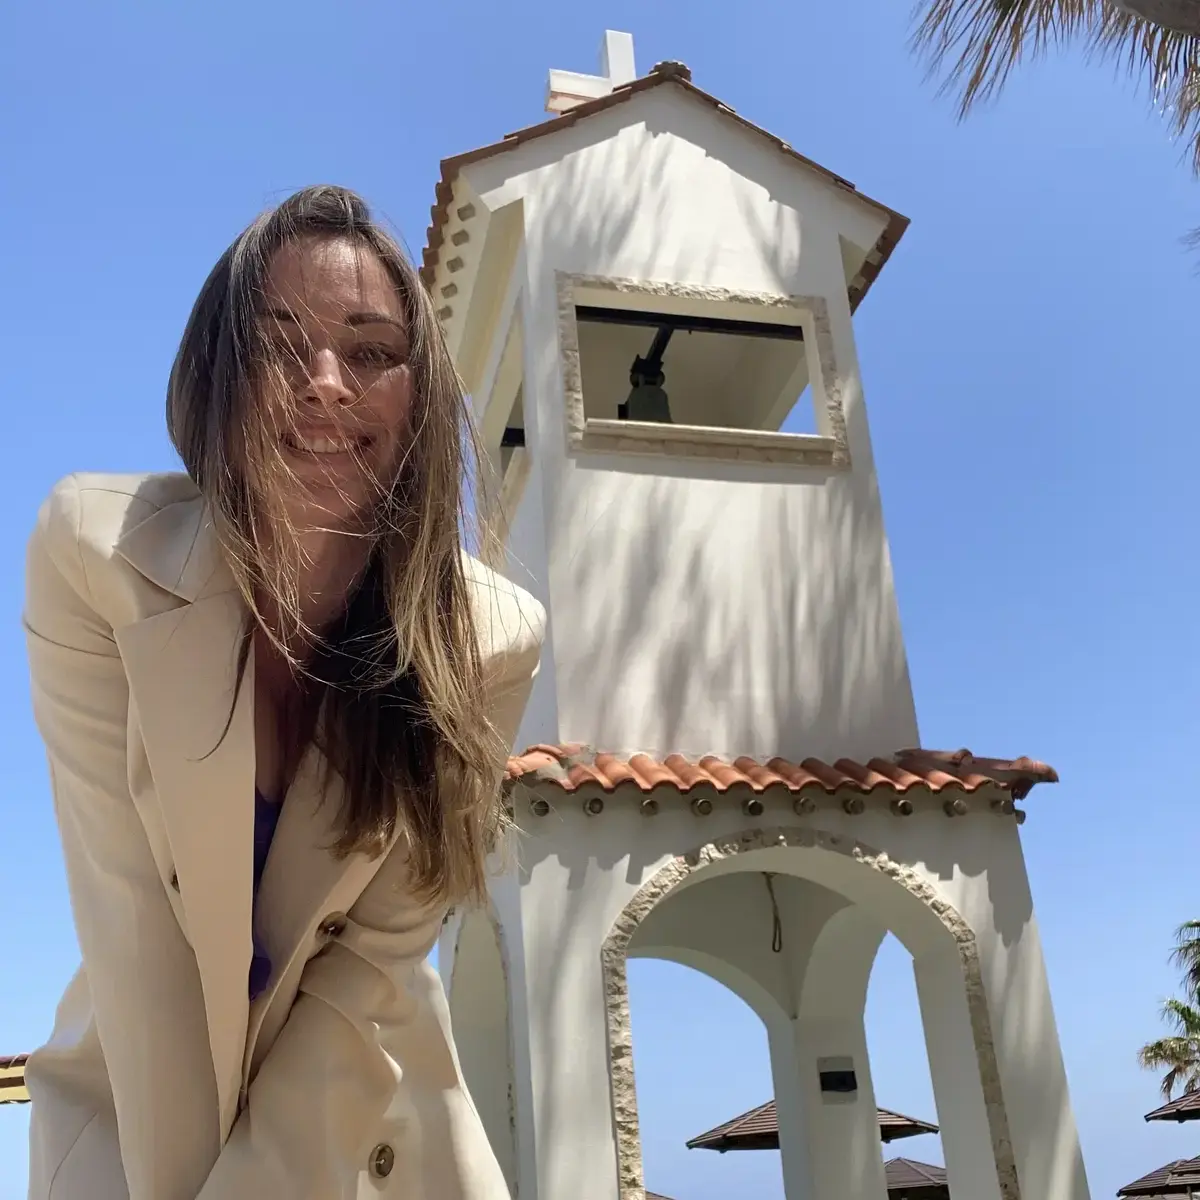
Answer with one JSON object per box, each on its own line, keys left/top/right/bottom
{"left": 0, "top": 1053, "right": 30, "bottom": 1104}
{"left": 506, "top": 745, "right": 1056, "bottom": 802}
{"left": 885, "top": 1157, "right": 949, "bottom": 1197}
{"left": 885, "top": 1157, "right": 947, "bottom": 1186}
{"left": 647, "top": 1159, "right": 949, "bottom": 1199}
{"left": 420, "top": 60, "right": 908, "bottom": 313}
{"left": 1119, "top": 1155, "right": 1200, "bottom": 1196}
{"left": 686, "top": 1099, "right": 938, "bottom": 1151}
{"left": 1145, "top": 1089, "right": 1200, "bottom": 1122}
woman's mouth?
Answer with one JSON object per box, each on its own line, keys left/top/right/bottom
{"left": 284, "top": 432, "right": 371, "bottom": 455}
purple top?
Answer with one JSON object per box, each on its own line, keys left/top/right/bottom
{"left": 249, "top": 790, "right": 283, "bottom": 1000}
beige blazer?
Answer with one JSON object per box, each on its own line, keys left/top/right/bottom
{"left": 22, "top": 472, "right": 545, "bottom": 1200}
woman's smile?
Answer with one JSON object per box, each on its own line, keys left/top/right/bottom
{"left": 283, "top": 429, "right": 373, "bottom": 457}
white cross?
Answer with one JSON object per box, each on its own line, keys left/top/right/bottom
{"left": 546, "top": 30, "right": 637, "bottom": 114}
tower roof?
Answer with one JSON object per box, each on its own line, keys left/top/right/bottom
{"left": 420, "top": 59, "right": 908, "bottom": 314}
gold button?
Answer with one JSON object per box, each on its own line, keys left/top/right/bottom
{"left": 318, "top": 913, "right": 347, "bottom": 939}
{"left": 369, "top": 1142, "right": 395, "bottom": 1178}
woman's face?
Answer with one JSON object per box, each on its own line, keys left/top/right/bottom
{"left": 255, "top": 236, "right": 413, "bottom": 530}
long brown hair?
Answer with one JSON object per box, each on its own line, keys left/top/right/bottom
{"left": 167, "top": 184, "right": 503, "bottom": 905}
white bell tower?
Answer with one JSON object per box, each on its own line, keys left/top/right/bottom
{"left": 427, "top": 33, "right": 1092, "bottom": 1200}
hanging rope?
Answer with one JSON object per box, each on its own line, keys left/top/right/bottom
{"left": 763, "top": 872, "right": 783, "bottom": 954}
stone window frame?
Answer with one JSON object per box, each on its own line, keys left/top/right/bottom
{"left": 555, "top": 272, "right": 852, "bottom": 469}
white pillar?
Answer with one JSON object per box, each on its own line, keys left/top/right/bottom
{"left": 516, "top": 861, "right": 624, "bottom": 1200}
{"left": 488, "top": 871, "right": 544, "bottom": 1200}
{"left": 974, "top": 917, "right": 1092, "bottom": 1198}
{"left": 447, "top": 909, "right": 519, "bottom": 1194}
{"left": 770, "top": 1016, "right": 888, "bottom": 1200}
{"left": 914, "top": 948, "right": 1005, "bottom": 1200}
{"left": 921, "top": 835, "right": 1091, "bottom": 1200}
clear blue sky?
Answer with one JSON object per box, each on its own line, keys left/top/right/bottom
{"left": 2, "top": 3, "right": 1197, "bottom": 1198}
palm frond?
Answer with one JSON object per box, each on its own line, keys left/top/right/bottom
{"left": 911, "top": 0, "right": 1200, "bottom": 172}
{"left": 1138, "top": 1032, "right": 1200, "bottom": 1097}
{"left": 910, "top": 0, "right": 1108, "bottom": 115}
{"left": 1170, "top": 920, "right": 1200, "bottom": 1000}
{"left": 1160, "top": 996, "right": 1200, "bottom": 1035}
{"left": 1090, "top": 9, "right": 1200, "bottom": 173}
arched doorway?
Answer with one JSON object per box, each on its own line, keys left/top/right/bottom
{"left": 602, "top": 826, "right": 1019, "bottom": 1200}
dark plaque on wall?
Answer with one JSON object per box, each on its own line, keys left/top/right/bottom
{"left": 817, "top": 1056, "right": 858, "bottom": 1101}
{"left": 819, "top": 1069, "right": 858, "bottom": 1094}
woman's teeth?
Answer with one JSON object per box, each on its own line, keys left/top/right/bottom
{"left": 289, "top": 435, "right": 363, "bottom": 454}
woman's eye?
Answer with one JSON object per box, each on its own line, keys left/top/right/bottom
{"left": 349, "top": 343, "right": 402, "bottom": 367}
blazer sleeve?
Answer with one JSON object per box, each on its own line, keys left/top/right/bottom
{"left": 24, "top": 477, "right": 224, "bottom": 1200}
{"left": 196, "top": 591, "right": 546, "bottom": 1198}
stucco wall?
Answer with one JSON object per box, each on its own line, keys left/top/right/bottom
{"left": 466, "top": 84, "right": 917, "bottom": 765}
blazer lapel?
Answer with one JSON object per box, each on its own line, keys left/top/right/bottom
{"left": 109, "top": 488, "right": 404, "bottom": 1126}
{"left": 112, "top": 494, "right": 254, "bottom": 1139}
{"left": 243, "top": 751, "right": 395, "bottom": 1083}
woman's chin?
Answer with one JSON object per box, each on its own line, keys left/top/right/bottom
{"left": 281, "top": 482, "right": 369, "bottom": 534}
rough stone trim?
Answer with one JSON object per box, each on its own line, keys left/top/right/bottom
{"left": 556, "top": 273, "right": 851, "bottom": 469}
{"left": 600, "top": 826, "right": 1021, "bottom": 1200}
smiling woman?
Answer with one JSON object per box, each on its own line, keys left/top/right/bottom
{"left": 22, "top": 185, "right": 545, "bottom": 1200}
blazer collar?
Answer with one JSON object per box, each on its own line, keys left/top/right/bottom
{"left": 113, "top": 489, "right": 236, "bottom": 604}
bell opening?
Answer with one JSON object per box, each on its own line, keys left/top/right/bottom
{"left": 575, "top": 303, "right": 817, "bottom": 435}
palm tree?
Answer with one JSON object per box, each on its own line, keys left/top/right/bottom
{"left": 911, "top": 0, "right": 1200, "bottom": 172}
{"left": 1169, "top": 918, "right": 1200, "bottom": 1002}
{"left": 1138, "top": 997, "right": 1200, "bottom": 1099}
{"left": 1138, "top": 921, "right": 1200, "bottom": 1099}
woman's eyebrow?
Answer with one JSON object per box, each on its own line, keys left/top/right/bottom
{"left": 344, "top": 311, "right": 405, "bottom": 331}
{"left": 260, "top": 306, "right": 403, "bottom": 332}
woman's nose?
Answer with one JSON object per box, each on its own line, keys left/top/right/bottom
{"left": 304, "top": 347, "right": 355, "bottom": 407}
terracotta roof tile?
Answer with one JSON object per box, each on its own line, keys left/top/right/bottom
{"left": 1145, "top": 1089, "right": 1200, "bottom": 1122}
{"left": 1119, "top": 1155, "right": 1200, "bottom": 1196}
{"left": 420, "top": 61, "right": 908, "bottom": 313}
{"left": 506, "top": 745, "right": 1056, "bottom": 803}
{"left": 685, "top": 1099, "right": 938, "bottom": 1150}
